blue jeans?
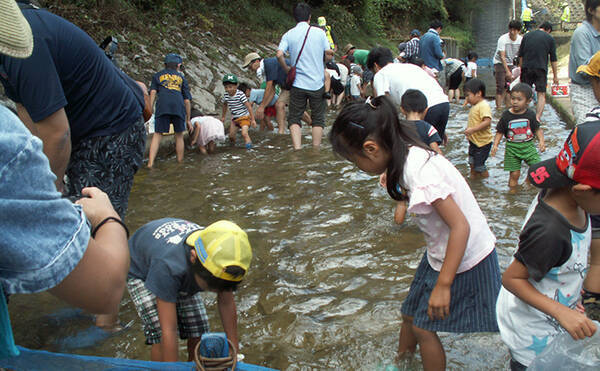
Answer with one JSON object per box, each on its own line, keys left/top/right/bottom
{"left": 468, "top": 141, "right": 492, "bottom": 172}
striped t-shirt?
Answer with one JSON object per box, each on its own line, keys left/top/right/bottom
{"left": 222, "top": 90, "right": 249, "bottom": 119}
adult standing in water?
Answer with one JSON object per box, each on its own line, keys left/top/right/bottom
{"left": 0, "top": 0, "right": 130, "bottom": 348}
{"left": 569, "top": 0, "right": 600, "bottom": 125}
{"left": 368, "top": 46, "right": 450, "bottom": 141}
{"left": 518, "top": 22, "right": 558, "bottom": 122}
{"left": 276, "top": 2, "right": 333, "bottom": 150}
{"left": 0, "top": 0, "right": 145, "bottom": 219}
{"left": 493, "top": 20, "right": 522, "bottom": 110}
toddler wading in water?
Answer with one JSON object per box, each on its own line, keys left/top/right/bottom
{"left": 329, "top": 96, "right": 501, "bottom": 370}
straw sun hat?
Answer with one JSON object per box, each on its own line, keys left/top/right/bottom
{"left": 0, "top": 0, "right": 33, "bottom": 58}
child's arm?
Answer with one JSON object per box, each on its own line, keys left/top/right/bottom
{"left": 244, "top": 101, "right": 257, "bottom": 128}
{"left": 429, "top": 142, "right": 443, "bottom": 155}
{"left": 156, "top": 298, "right": 179, "bottom": 361}
{"left": 217, "top": 290, "right": 239, "bottom": 351}
{"left": 491, "top": 132, "right": 504, "bottom": 157}
{"left": 428, "top": 196, "right": 470, "bottom": 320}
{"left": 535, "top": 127, "right": 546, "bottom": 152}
{"left": 394, "top": 200, "right": 408, "bottom": 224}
{"left": 502, "top": 260, "right": 597, "bottom": 340}
{"left": 221, "top": 104, "right": 227, "bottom": 123}
{"left": 464, "top": 116, "right": 491, "bottom": 137}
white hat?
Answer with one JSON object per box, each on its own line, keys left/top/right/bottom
{"left": 0, "top": 0, "right": 33, "bottom": 58}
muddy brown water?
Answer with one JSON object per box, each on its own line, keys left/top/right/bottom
{"left": 9, "top": 102, "right": 571, "bottom": 370}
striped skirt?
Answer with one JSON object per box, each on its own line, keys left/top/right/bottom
{"left": 401, "top": 249, "right": 501, "bottom": 333}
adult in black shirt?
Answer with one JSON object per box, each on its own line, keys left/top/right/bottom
{"left": 518, "top": 22, "right": 558, "bottom": 122}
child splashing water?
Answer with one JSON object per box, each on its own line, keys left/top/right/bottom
{"left": 329, "top": 96, "right": 501, "bottom": 370}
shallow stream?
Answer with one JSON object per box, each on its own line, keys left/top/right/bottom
{"left": 9, "top": 101, "right": 572, "bottom": 370}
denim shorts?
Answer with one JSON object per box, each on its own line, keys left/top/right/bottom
{"left": 65, "top": 118, "right": 146, "bottom": 218}
{"left": 468, "top": 141, "right": 492, "bottom": 172}
{"left": 288, "top": 86, "right": 326, "bottom": 128}
{"left": 127, "top": 278, "right": 209, "bottom": 345}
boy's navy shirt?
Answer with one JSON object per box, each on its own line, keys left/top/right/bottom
{"left": 263, "top": 57, "right": 290, "bottom": 88}
{"left": 128, "top": 218, "right": 202, "bottom": 303}
{"left": 150, "top": 68, "right": 191, "bottom": 120}
{"left": 411, "top": 119, "right": 442, "bottom": 145}
{"left": 0, "top": 8, "right": 142, "bottom": 146}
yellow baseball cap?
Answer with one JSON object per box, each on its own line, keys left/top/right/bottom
{"left": 577, "top": 51, "right": 600, "bottom": 78}
{"left": 186, "top": 221, "right": 252, "bottom": 282}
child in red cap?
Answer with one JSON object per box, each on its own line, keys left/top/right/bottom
{"left": 496, "top": 120, "right": 600, "bottom": 370}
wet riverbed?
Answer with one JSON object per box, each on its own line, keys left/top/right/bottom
{"left": 9, "top": 101, "right": 571, "bottom": 370}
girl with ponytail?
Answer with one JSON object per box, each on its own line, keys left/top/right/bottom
{"left": 329, "top": 96, "right": 501, "bottom": 370}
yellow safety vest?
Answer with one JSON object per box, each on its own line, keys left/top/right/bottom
{"left": 522, "top": 8, "right": 532, "bottom": 22}
{"left": 324, "top": 25, "right": 335, "bottom": 50}
{"left": 561, "top": 6, "right": 570, "bottom": 22}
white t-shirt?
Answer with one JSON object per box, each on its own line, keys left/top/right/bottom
{"left": 350, "top": 75, "right": 361, "bottom": 96}
{"left": 403, "top": 147, "right": 495, "bottom": 273}
{"left": 373, "top": 63, "right": 448, "bottom": 107}
{"left": 493, "top": 33, "right": 522, "bottom": 66}
{"left": 465, "top": 61, "right": 477, "bottom": 78}
{"left": 337, "top": 63, "right": 349, "bottom": 85}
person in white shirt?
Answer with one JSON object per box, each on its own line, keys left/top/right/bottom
{"left": 368, "top": 46, "right": 450, "bottom": 141}
{"left": 493, "top": 20, "right": 523, "bottom": 109}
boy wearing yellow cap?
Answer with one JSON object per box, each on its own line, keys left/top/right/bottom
{"left": 113, "top": 218, "right": 251, "bottom": 362}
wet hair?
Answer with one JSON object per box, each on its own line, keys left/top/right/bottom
{"left": 165, "top": 62, "right": 179, "bottom": 69}
{"left": 510, "top": 83, "right": 533, "bottom": 100}
{"left": 467, "top": 52, "right": 478, "bottom": 61}
{"left": 366, "top": 46, "right": 393, "bottom": 71}
{"left": 293, "top": 2, "right": 311, "bottom": 23}
{"left": 464, "top": 78, "right": 486, "bottom": 96}
{"left": 401, "top": 89, "right": 428, "bottom": 113}
{"left": 410, "top": 57, "right": 425, "bottom": 67}
{"left": 429, "top": 20, "right": 443, "bottom": 30}
{"left": 586, "top": 0, "right": 600, "bottom": 22}
{"left": 508, "top": 19, "right": 522, "bottom": 30}
{"left": 237, "top": 82, "right": 251, "bottom": 93}
{"left": 329, "top": 96, "right": 431, "bottom": 201}
{"left": 191, "top": 259, "right": 245, "bottom": 292}
{"left": 539, "top": 21, "right": 553, "bottom": 32}
{"left": 191, "top": 108, "right": 203, "bottom": 117}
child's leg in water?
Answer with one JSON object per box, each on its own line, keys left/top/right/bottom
{"left": 228, "top": 122, "right": 237, "bottom": 143}
{"left": 397, "top": 315, "right": 417, "bottom": 357}
{"left": 412, "top": 326, "right": 446, "bottom": 370}
{"left": 207, "top": 141, "right": 216, "bottom": 154}
{"left": 508, "top": 170, "right": 520, "bottom": 187}
{"left": 241, "top": 125, "right": 252, "bottom": 144}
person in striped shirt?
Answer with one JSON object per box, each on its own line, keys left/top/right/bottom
{"left": 220, "top": 74, "right": 257, "bottom": 149}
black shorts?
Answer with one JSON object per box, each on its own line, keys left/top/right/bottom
{"left": 331, "top": 78, "right": 344, "bottom": 95}
{"left": 448, "top": 69, "right": 463, "bottom": 90}
{"left": 155, "top": 114, "right": 185, "bottom": 133}
{"left": 521, "top": 68, "right": 547, "bottom": 92}
{"left": 288, "top": 86, "right": 326, "bottom": 128}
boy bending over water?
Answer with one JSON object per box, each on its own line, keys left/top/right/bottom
{"left": 496, "top": 121, "right": 600, "bottom": 370}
